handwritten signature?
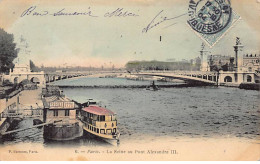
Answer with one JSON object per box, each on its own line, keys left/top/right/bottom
{"left": 142, "top": 10, "right": 187, "bottom": 33}
{"left": 20, "top": 6, "right": 139, "bottom": 18}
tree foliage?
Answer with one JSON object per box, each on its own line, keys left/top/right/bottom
{"left": 0, "top": 28, "right": 18, "bottom": 73}
{"left": 30, "top": 60, "right": 40, "bottom": 72}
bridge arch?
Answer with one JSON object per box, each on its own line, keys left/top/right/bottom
{"left": 30, "top": 77, "right": 40, "bottom": 84}
{"left": 45, "top": 75, "right": 50, "bottom": 83}
{"left": 197, "top": 74, "right": 202, "bottom": 78}
{"left": 49, "top": 76, "right": 55, "bottom": 82}
{"left": 247, "top": 75, "right": 252, "bottom": 82}
{"left": 56, "top": 75, "right": 61, "bottom": 81}
{"left": 224, "top": 76, "right": 232, "bottom": 82}
{"left": 208, "top": 75, "right": 212, "bottom": 81}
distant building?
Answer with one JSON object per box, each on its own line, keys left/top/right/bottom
{"left": 166, "top": 58, "right": 176, "bottom": 62}
{"left": 208, "top": 55, "right": 230, "bottom": 65}
{"left": 11, "top": 63, "right": 30, "bottom": 74}
{"left": 190, "top": 57, "right": 201, "bottom": 71}
{"left": 208, "top": 55, "right": 235, "bottom": 72}
{"left": 180, "top": 59, "right": 189, "bottom": 63}
{"left": 125, "top": 60, "right": 201, "bottom": 71}
{"left": 242, "top": 53, "right": 260, "bottom": 72}
{"left": 190, "top": 57, "right": 201, "bottom": 65}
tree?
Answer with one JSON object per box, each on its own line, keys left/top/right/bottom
{"left": 30, "top": 60, "right": 40, "bottom": 72}
{"left": 0, "top": 28, "right": 18, "bottom": 74}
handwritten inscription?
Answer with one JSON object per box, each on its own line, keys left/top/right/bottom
{"left": 21, "top": 6, "right": 48, "bottom": 17}
{"left": 20, "top": 6, "right": 139, "bottom": 18}
{"left": 142, "top": 10, "right": 187, "bottom": 33}
{"left": 20, "top": 6, "right": 186, "bottom": 33}
{"left": 104, "top": 8, "right": 139, "bottom": 17}
{"left": 52, "top": 8, "right": 97, "bottom": 17}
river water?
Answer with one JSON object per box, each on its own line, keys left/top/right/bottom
{"left": 1, "top": 77, "right": 260, "bottom": 146}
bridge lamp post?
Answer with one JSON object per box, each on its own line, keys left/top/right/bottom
{"left": 216, "top": 68, "right": 220, "bottom": 87}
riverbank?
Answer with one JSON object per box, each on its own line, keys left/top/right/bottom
{"left": 239, "top": 83, "right": 260, "bottom": 90}
{"left": 220, "top": 82, "right": 260, "bottom": 90}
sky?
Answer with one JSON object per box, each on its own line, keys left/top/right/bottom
{"left": 0, "top": 0, "right": 259, "bottom": 68}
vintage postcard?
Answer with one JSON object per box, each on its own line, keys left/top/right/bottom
{"left": 0, "top": 0, "right": 259, "bottom": 161}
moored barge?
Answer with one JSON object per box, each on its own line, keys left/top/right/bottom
{"left": 42, "top": 95, "right": 83, "bottom": 140}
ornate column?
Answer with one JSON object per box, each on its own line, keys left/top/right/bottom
{"left": 233, "top": 37, "right": 244, "bottom": 72}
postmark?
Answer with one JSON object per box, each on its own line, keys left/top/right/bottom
{"left": 187, "top": 0, "right": 232, "bottom": 35}
{"left": 187, "top": 0, "right": 240, "bottom": 47}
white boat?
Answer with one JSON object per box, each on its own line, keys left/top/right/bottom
{"left": 80, "top": 102, "right": 120, "bottom": 145}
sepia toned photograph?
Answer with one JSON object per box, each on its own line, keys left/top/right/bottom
{"left": 0, "top": 0, "right": 259, "bottom": 161}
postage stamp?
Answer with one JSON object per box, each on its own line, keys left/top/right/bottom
{"left": 187, "top": 0, "right": 241, "bottom": 47}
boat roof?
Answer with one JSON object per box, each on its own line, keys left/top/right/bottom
{"left": 43, "top": 95, "right": 79, "bottom": 109}
{"left": 82, "top": 105, "right": 115, "bottom": 116}
{"left": 44, "top": 95, "right": 71, "bottom": 102}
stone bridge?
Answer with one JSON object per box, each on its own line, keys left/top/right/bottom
{"left": 133, "top": 70, "right": 259, "bottom": 85}
{"left": 4, "top": 71, "right": 46, "bottom": 87}
{"left": 45, "top": 70, "right": 259, "bottom": 86}
{"left": 45, "top": 71, "right": 124, "bottom": 83}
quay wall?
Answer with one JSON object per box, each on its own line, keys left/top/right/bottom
{"left": 0, "top": 94, "right": 19, "bottom": 114}
{"left": 0, "top": 118, "right": 15, "bottom": 135}
{"left": 0, "top": 88, "right": 44, "bottom": 133}
{"left": 0, "top": 118, "right": 9, "bottom": 134}
{"left": 219, "top": 82, "right": 260, "bottom": 90}
{"left": 0, "top": 93, "right": 21, "bottom": 134}
{"left": 239, "top": 83, "right": 260, "bottom": 90}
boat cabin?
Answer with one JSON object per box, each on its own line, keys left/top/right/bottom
{"left": 43, "top": 96, "right": 79, "bottom": 124}
{"left": 81, "top": 105, "right": 117, "bottom": 137}
{"left": 42, "top": 95, "right": 83, "bottom": 140}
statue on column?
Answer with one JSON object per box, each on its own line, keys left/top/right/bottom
{"left": 236, "top": 37, "right": 241, "bottom": 46}
{"left": 234, "top": 37, "right": 244, "bottom": 73}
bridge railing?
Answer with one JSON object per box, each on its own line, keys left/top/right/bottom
{"left": 134, "top": 71, "right": 218, "bottom": 84}
{"left": 137, "top": 70, "right": 218, "bottom": 75}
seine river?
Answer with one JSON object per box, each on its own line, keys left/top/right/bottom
{"left": 1, "top": 77, "right": 260, "bottom": 146}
